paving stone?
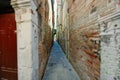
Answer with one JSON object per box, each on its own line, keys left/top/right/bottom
{"left": 42, "top": 41, "right": 80, "bottom": 80}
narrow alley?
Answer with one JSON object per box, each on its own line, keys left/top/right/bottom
{"left": 42, "top": 41, "right": 80, "bottom": 80}
{"left": 0, "top": 0, "right": 120, "bottom": 80}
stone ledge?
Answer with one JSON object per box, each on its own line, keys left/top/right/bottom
{"left": 11, "top": 0, "right": 31, "bottom": 9}
{"left": 98, "top": 10, "right": 120, "bottom": 23}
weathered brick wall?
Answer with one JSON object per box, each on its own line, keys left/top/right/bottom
{"left": 57, "top": 0, "right": 120, "bottom": 80}
{"left": 68, "top": 1, "right": 100, "bottom": 80}
{"left": 57, "top": 0, "right": 69, "bottom": 57}
{"left": 36, "top": 0, "right": 52, "bottom": 79}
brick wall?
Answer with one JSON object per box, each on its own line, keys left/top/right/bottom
{"left": 37, "top": 0, "right": 52, "bottom": 79}
{"left": 57, "top": 0, "right": 120, "bottom": 80}
{"left": 68, "top": 1, "right": 100, "bottom": 80}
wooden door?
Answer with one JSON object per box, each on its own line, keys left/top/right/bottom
{"left": 0, "top": 13, "right": 18, "bottom": 80}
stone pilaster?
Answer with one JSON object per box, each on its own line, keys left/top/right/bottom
{"left": 99, "top": 11, "right": 120, "bottom": 80}
{"left": 11, "top": 0, "right": 39, "bottom": 80}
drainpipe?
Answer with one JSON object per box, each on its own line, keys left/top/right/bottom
{"left": 67, "top": 0, "right": 70, "bottom": 60}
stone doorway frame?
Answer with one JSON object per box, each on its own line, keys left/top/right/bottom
{"left": 11, "top": 0, "right": 39, "bottom": 80}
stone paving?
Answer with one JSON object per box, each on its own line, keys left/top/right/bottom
{"left": 42, "top": 41, "right": 80, "bottom": 80}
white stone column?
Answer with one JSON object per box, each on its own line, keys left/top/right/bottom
{"left": 11, "top": 0, "right": 39, "bottom": 80}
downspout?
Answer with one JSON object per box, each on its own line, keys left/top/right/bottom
{"left": 67, "top": 0, "right": 70, "bottom": 60}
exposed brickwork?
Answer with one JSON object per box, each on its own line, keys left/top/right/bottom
{"left": 37, "top": 0, "right": 52, "bottom": 79}
{"left": 57, "top": 0, "right": 120, "bottom": 80}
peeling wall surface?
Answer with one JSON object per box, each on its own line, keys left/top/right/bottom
{"left": 37, "top": 0, "right": 52, "bottom": 79}
{"left": 57, "top": 0, "right": 120, "bottom": 80}
{"left": 100, "top": 19, "right": 120, "bottom": 80}
{"left": 99, "top": 1, "right": 120, "bottom": 80}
